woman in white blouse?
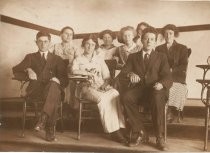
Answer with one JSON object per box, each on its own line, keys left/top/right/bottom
{"left": 72, "top": 34, "right": 127, "bottom": 144}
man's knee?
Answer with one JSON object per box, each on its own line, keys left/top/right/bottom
{"left": 151, "top": 89, "right": 167, "bottom": 105}
{"left": 121, "top": 90, "right": 135, "bottom": 105}
{"left": 45, "top": 81, "right": 61, "bottom": 97}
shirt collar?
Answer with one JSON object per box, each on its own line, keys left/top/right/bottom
{"left": 39, "top": 51, "right": 48, "bottom": 59}
{"left": 142, "top": 49, "right": 152, "bottom": 57}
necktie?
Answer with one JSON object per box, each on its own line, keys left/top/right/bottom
{"left": 144, "top": 53, "right": 149, "bottom": 70}
{"left": 41, "top": 53, "right": 46, "bottom": 65}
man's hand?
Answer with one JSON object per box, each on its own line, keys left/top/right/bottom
{"left": 153, "top": 82, "right": 163, "bottom": 90}
{"left": 129, "top": 72, "right": 141, "bottom": 84}
{"left": 51, "top": 77, "right": 60, "bottom": 84}
{"left": 26, "top": 68, "right": 37, "bottom": 80}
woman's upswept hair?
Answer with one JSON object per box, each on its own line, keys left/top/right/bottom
{"left": 162, "top": 24, "right": 179, "bottom": 37}
{"left": 99, "top": 29, "right": 116, "bottom": 40}
{"left": 60, "top": 26, "right": 75, "bottom": 38}
{"left": 81, "top": 34, "right": 99, "bottom": 49}
{"left": 117, "top": 26, "right": 136, "bottom": 44}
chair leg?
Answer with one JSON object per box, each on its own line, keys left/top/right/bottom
{"left": 164, "top": 104, "right": 167, "bottom": 143}
{"left": 78, "top": 102, "right": 82, "bottom": 140}
{"left": 34, "top": 103, "right": 38, "bottom": 121}
{"left": 129, "top": 129, "right": 133, "bottom": 143}
{"left": 60, "top": 102, "right": 64, "bottom": 133}
{"left": 21, "top": 100, "right": 26, "bottom": 138}
{"left": 204, "top": 106, "right": 209, "bottom": 151}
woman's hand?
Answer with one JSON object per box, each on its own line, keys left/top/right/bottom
{"left": 100, "top": 79, "right": 111, "bottom": 91}
{"left": 100, "top": 83, "right": 109, "bottom": 91}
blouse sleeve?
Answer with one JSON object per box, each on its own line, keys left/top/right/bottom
{"left": 74, "top": 47, "right": 81, "bottom": 58}
{"left": 71, "top": 57, "right": 80, "bottom": 71}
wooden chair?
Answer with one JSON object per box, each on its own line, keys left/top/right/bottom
{"left": 68, "top": 75, "right": 98, "bottom": 140}
{"left": 13, "top": 78, "right": 64, "bottom": 137}
{"left": 105, "top": 59, "right": 117, "bottom": 79}
{"left": 129, "top": 102, "right": 168, "bottom": 143}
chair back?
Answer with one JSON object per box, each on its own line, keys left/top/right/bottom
{"left": 187, "top": 48, "right": 192, "bottom": 57}
{"left": 105, "top": 59, "right": 117, "bottom": 79}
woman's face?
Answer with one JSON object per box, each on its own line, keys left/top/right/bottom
{"left": 164, "top": 29, "right": 175, "bottom": 44}
{"left": 102, "top": 33, "right": 113, "bottom": 46}
{"left": 122, "top": 30, "right": 134, "bottom": 45}
{"left": 84, "top": 39, "right": 96, "bottom": 54}
{"left": 61, "top": 29, "right": 74, "bottom": 43}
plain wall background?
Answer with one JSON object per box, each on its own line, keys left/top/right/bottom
{"left": 0, "top": 0, "right": 210, "bottom": 98}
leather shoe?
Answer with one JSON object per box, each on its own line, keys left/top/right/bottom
{"left": 34, "top": 113, "right": 48, "bottom": 131}
{"left": 45, "top": 126, "right": 56, "bottom": 142}
{"left": 110, "top": 130, "right": 128, "bottom": 145}
{"left": 156, "top": 137, "right": 168, "bottom": 151}
{"left": 129, "top": 132, "right": 149, "bottom": 147}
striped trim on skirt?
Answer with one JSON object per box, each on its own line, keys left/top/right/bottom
{"left": 168, "top": 82, "right": 188, "bottom": 111}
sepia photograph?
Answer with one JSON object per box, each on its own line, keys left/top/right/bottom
{"left": 0, "top": 0, "right": 210, "bottom": 152}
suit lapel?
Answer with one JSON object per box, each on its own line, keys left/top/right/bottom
{"left": 44, "top": 52, "right": 53, "bottom": 70}
{"left": 136, "top": 51, "right": 145, "bottom": 75}
{"left": 146, "top": 50, "right": 157, "bottom": 72}
{"left": 34, "top": 52, "right": 44, "bottom": 68}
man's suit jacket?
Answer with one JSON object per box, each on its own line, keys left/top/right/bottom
{"left": 119, "top": 50, "right": 172, "bottom": 90}
{"left": 12, "top": 52, "right": 68, "bottom": 88}
{"left": 156, "top": 41, "right": 188, "bottom": 84}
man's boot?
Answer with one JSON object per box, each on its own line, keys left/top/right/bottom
{"left": 45, "top": 125, "right": 56, "bottom": 142}
{"left": 34, "top": 112, "right": 48, "bottom": 131}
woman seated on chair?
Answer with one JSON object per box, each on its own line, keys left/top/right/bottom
{"left": 156, "top": 24, "right": 189, "bottom": 123}
{"left": 71, "top": 34, "right": 127, "bottom": 144}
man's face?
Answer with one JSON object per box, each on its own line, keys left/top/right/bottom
{"left": 36, "top": 36, "right": 50, "bottom": 52}
{"left": 142, "top": 32, "right": 156, "bottom": 51}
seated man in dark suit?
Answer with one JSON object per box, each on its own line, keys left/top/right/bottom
{"left": 12, "top": 31, "right": 68, "bottom": 141}
{"left": 120, "top": 27, "right": 172, "bottom": 150}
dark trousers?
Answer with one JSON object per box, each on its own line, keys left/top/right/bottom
{"left": 26, "top": 80, "right": 61, "bottom": 125}
{"left": 121, "top": 85, "right": 167, "bottom": 137}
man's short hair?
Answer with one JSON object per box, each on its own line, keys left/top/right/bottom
{"left": 36, "top": 31, "right": 51, "bottom": 41}
{"left": 141, "top": 27, "right": 158, "bottom": 41}
{"left": 136, "top": 22, "right": 150, "bottom": 32}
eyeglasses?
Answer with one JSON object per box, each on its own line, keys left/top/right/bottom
{"left": 37, "top": 40, "right": 49, "bottom": 44}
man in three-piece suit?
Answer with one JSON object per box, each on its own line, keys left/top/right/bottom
{"left": 120, "top": 27, "right": 172, "bottom": 150}
{"left": 12, "top": 31, "right": 68, "bottom": 141}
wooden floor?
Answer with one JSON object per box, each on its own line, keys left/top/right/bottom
{"left": 0, "top": 128, "right": 208, "bottom": 152}
{"left": 0, "top": 98, "right": 209, "bottom": 152}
